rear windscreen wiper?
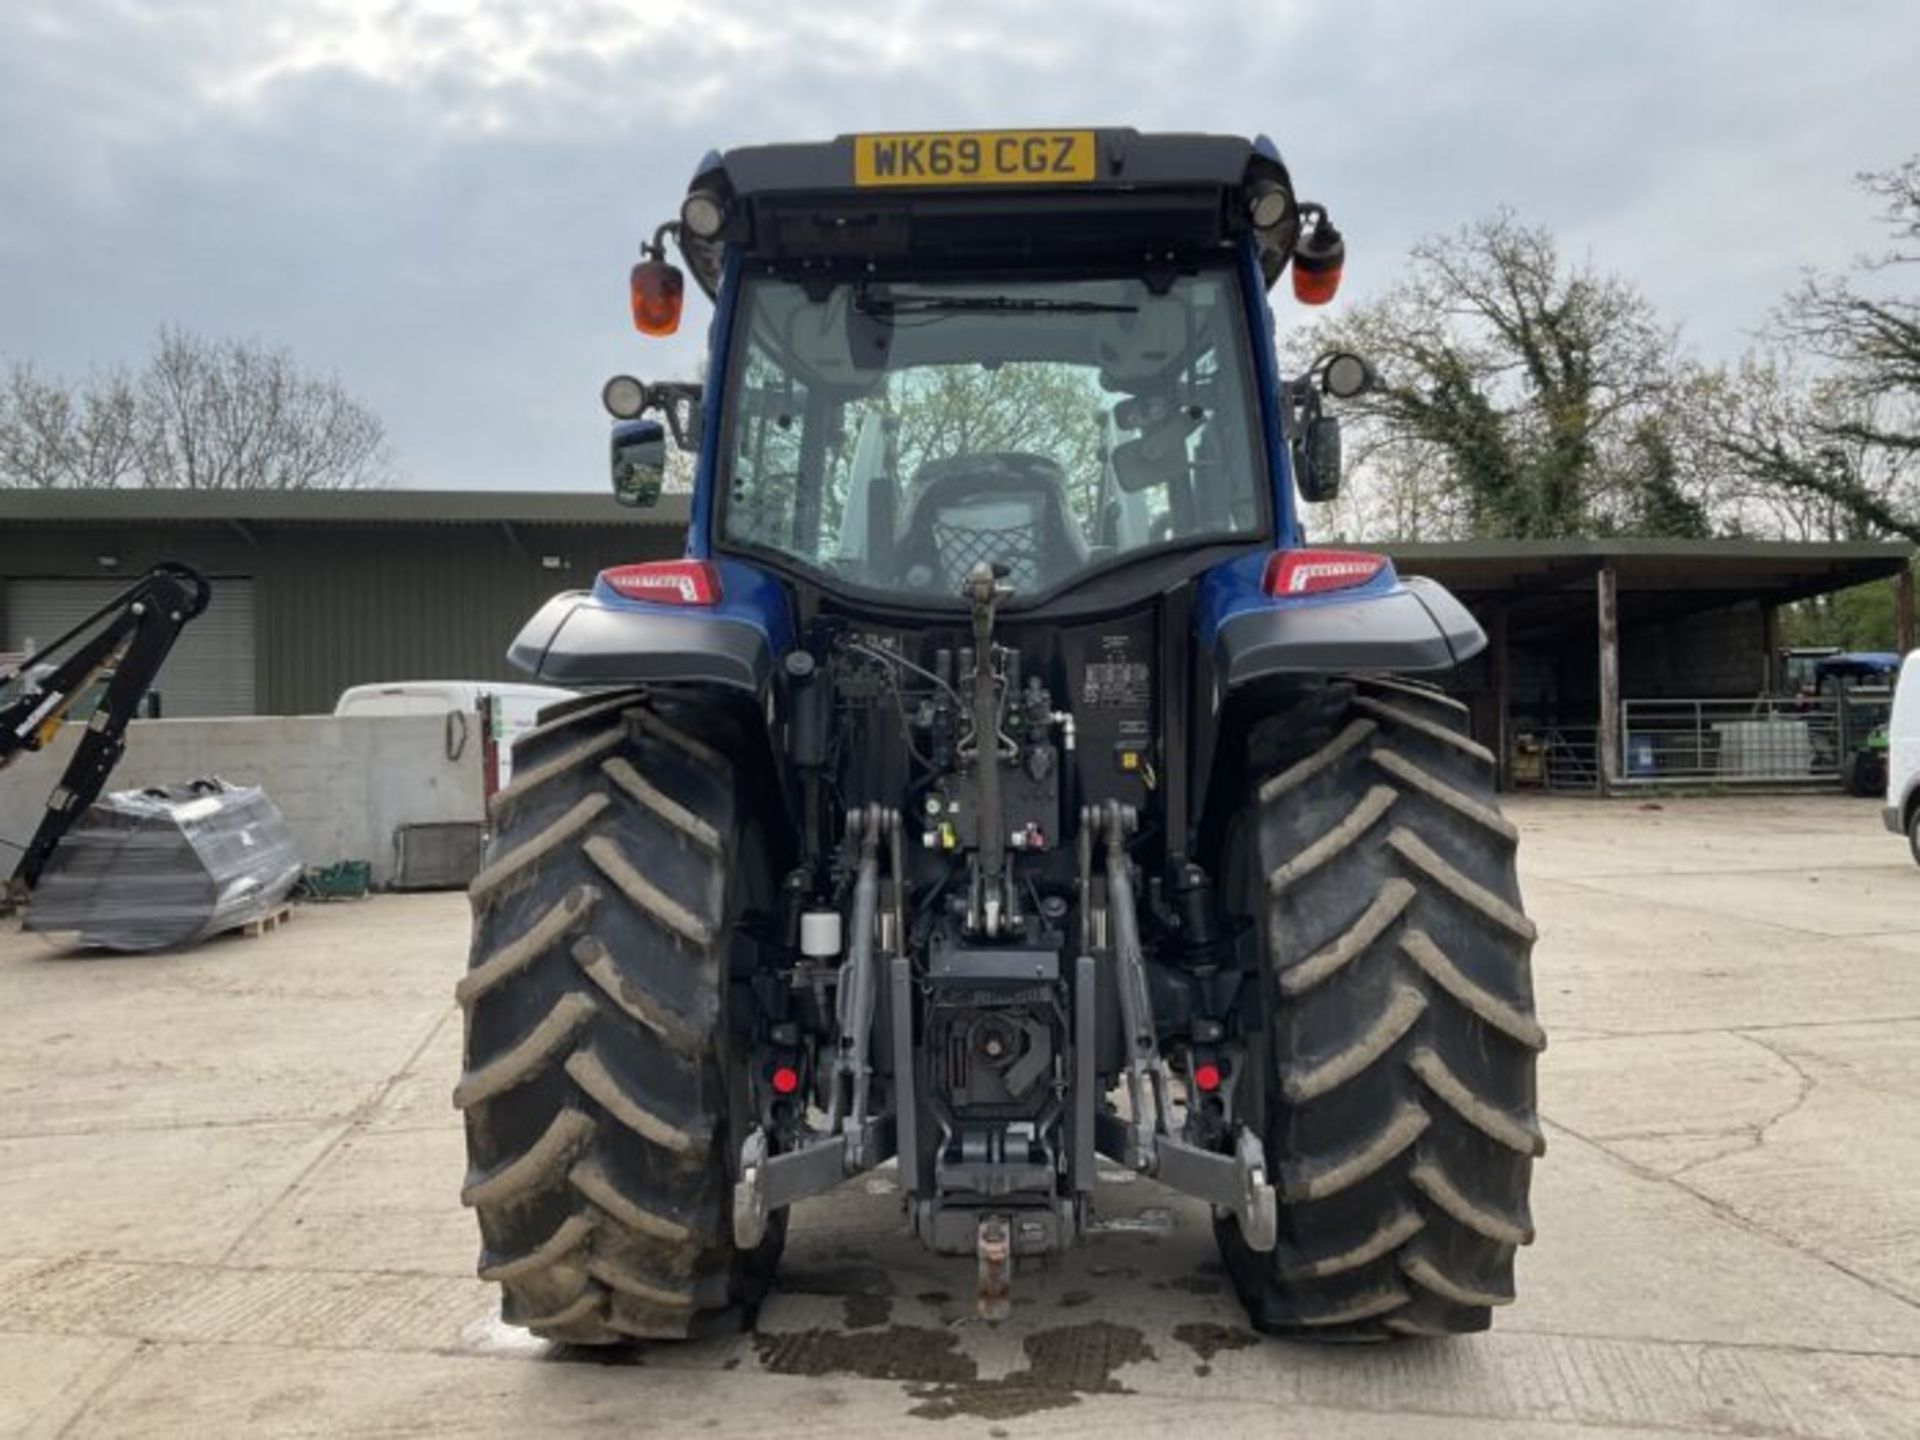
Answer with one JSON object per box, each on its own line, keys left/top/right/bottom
{"left": 856, "top": 293, "right": 1139, "bottom": 317}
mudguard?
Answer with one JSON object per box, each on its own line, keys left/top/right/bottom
{"left": 1198, "top": 553, "right": 1485, "bottom": 689}
{"left": 508, "top": 560, "right": 791, "bottom": 694}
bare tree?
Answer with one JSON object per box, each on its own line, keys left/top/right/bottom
{"left": 137, "top": 328, "right": 389, "bottom": 490}
{"left": 1711, "top": 159, "right": 1920, "bottom": 540}
{"left": 0, "top": 328, "right": 391, "bottom": 490}
{"left": 1309, "top": 210, "right": 1705, "bottom": 540}
{"left": 0, "top": 362, "right": 141, "bottom": 489}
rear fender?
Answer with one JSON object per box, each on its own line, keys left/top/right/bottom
{"left": 1189, "top": 550, "right": 1484, "bottom": 866}
{"left": 1196, "top": 550, "right": 1484, "bottom": 688}
{"left": 508, "top": 558, "right": 793, "bottom": 695}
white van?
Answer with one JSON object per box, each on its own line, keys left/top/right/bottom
{"left": 1882, "top": 649, "right": 1920, "bottom": 862}
{"left": 333, "top": 681, "right": 577, "bottom": 790}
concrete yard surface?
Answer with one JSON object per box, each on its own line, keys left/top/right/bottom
{"left": 3, "top": 794, "right": 1919, "bottom": 1438}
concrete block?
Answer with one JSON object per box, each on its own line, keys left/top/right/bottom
{"left": 0, "top": 714, "right": 484, "bottom": 886}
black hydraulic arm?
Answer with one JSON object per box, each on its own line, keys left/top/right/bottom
{"left": 0, "top": 562, "right": 211, "bottom": 900}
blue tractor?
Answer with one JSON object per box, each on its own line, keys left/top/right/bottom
{"left": 457, "top": 130, "right": 1543, "bottom": 1342}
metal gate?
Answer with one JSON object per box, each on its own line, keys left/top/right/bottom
{"left": 1618, "top": 697, "right": 1842, "bottom": 785}
{"left": 3, "top": 576, "right": 257, "bottom": 717}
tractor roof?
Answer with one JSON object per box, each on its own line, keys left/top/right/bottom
{"left": 707, "top": 129, "right": 1267, "bottom": 198}
{"left": 672, "top": 128, "right": 1296, "bottom": 297}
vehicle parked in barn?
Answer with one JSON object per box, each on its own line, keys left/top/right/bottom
{"left": 456, "top": 130, "right": 1542, "bottom": 1343}
{"left": 1803, "top": 653, "right": 1901, "bottom": 797}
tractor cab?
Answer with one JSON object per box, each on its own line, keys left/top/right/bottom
{"left": 598, "top": 130, "right": 1357, "bottom": 607}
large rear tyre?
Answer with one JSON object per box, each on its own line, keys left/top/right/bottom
{"left": 456, "top": 691, "right": 783, "bottom": 1343}
{"left": 1217, "top": 675, "right": 1544, "bottom": 1340}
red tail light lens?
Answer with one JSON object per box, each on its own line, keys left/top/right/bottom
{"left": 1192, "top": 1061, "right": 1223, "bottom": 1093}
{"left": 1263, "top": 549, "right": 1389, "bottom": 598}
{"left": 601, "top": 560, "right": 721, "bottom": 606}
{"left": 770, "top": 1065, "right": 801, "bottom": 1096}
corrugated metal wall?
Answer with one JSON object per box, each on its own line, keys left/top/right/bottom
{"left": 0, "top": 519, "right": 679, "bottom": 715}
{"left": 5, "top": 576, "right": 257, "bottom": 715}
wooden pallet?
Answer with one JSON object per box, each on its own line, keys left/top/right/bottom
{"left": 240, "top": 904, "right": 294, "bottom": 939}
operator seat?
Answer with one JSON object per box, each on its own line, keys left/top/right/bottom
{"left": 896, "top": 452, "right": 1090, "bottom": 595}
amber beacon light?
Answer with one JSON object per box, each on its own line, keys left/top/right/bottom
{"left": 1291, "top": 204, "right": 1346, "bottom": 306}
{"left": 630, "top": 253, "right": 685, "bottom": 336}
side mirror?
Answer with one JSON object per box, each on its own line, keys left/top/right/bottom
{"left": 611, "top": 419, "right": 666, "bottom": 508}
{"left": 1299, "top": 415, "right": 1343, "bottom": 503}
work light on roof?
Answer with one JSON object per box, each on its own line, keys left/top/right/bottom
{"left": 1248, "top": 182, "right": 1293, "bottom": 232}
{"left": 679, "top": 191, "right": 727, "bottom": 241}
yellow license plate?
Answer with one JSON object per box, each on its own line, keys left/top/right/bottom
{"left": 853, "top": 130, "right": 1096, "bottom": 187}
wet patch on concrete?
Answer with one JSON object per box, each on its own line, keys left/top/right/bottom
{"left": 842, "top": 1292, "right": 892, "bottom": 1330}
{"left": 1056, "top": 1289, "right": 1095, "bottom": 1309}
{"left": 771, "top": 1262, "right": 899, "bottom": 1331}
{"left": 906, "top": 1321, "right": 1155, "bottom": 1421}
{"left": 751, "top": 1317, "right": 1155, "bottom": 1422}
{"left": 1171, "top": 1319, "right": 1258, "bottom": 1378}
{"left": 753, "top": 1323, "right": 975, "bottom": 1386}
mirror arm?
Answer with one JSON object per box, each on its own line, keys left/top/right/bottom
{"left": 645, "top": 220, "right": 680, "bottom": 263}
{"left": 642, "top": 381, "right": 704, "bottom": 451}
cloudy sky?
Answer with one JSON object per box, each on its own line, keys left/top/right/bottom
{"left": 1, "top": 0, "right": 1913, "bottom": 492}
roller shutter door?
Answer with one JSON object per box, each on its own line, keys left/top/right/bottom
{"left": 4, "top": 576, "right": 257, "bottom": 717}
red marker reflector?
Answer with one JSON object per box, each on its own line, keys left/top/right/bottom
{"left": 1262, "top": 548, "right": 1388, "bottom": 598}
{"left": 770, "top": 1065, "right": 801, "bottom": 1096}
{"left": 1192, "top": 1062, "right": 1223, "bottom": 1093}
{"left": 601, "top": 560, "right": 722, "bottom": 607}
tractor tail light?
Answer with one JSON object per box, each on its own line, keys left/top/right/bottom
{"left": 1263, "top": 549, "right": 1389, "bottom": 598}
{"left": 600, "top": 560, "right": 722, "bottom": 606}
{"left": 1193, "top": 1061, "right": 1223, "bottom": 1093}
{"left": 630, "top": 257, "right": 685, "bottom": 336}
